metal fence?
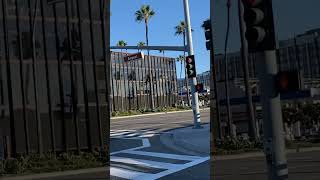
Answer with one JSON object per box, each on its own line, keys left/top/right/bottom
{"left": 0, "top": 0, "right": 110, "bottom": 158}
{"left": 110, "top": 52, "right": 178, "bottom": 112}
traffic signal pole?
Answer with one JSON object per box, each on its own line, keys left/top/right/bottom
{"left": 183, "top": 0, "right": 202, "bottom": 128}
{"left": 241, "top": 0, "right": 288, "bottom": 179}
{"left": 257, "top": 50, "right": 288, "bottom": 180}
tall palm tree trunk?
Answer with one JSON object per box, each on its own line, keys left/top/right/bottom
{"left": 145, "top": 22, "right": 155, "bottom": 110}
{"left": 224, "top": 3, "right": 234, "bottom": 137}
{"left": 179, "top": 60, "right": 183, "bottom": 104}
{"left": 238, "top": 0, "right": 257, "bottom": 140}
{"left": 120, "top": 51, "right": 124, "bottom": 111}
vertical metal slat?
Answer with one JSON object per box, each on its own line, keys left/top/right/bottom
{"left": 1, "top": 0, "right": 16, "bottom": 157}
{"left": 87, "top": 0, "right": 103, "bottom": 147}
{"left": 14, "top": 0, "right": 30, "bottom": 154}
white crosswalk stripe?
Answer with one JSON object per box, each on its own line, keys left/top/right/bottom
{"left": 110, "top": 129, "right": 167, "bottom": 139}
{"left": 110, "top": 149, "right": 209, "bottom": 180}
{"left": 110, "top": 133, "right": 209, "bottom": 180}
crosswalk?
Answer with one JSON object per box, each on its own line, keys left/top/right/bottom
{"left": 110, "top": 129, "right": 210, "bottom": 179}
{"left": 110, "top": 135, "right": 209, "bottom": 180}
{"left": 110, "top": 129, "right": 168, "bottom": 139}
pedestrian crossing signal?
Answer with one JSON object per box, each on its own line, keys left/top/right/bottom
{"left": 275, "top": 70, "right": 301, "bottom": 93}
{"left": 196, "top": 83, "right": 204, "bottom": 93}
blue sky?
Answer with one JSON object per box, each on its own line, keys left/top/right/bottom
{"left": 111, "top": 0, "right": 320, "bottom": 78}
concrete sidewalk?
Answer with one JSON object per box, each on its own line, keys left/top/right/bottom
{"left": 160, "top": 124, "right": 210, "bottom": 156}
{"left": 161, "top": 124, "right": 320, "bottom": 158}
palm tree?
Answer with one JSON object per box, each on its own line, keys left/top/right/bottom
{"left": 175, "top": 21, "right": 191, "bottom": 106}
{"left": 137, "top": 41, "right": 145, "bottom": 52}
{"left": 135, "top": 5, "right": 155, "bottom": 110}
{"left": 116, "top": 40, "right": 127, "bottom": 111}
{"left": 117, "top": 40, "right": 127, "bottom": 49}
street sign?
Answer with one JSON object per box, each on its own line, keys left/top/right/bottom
{"left": 124, "top": 52, "right": 144, "bottom": 62}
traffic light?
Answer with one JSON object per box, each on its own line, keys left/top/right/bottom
{"left": 196, "top": 83, "right": 204, "bottom": 93}
{"left": 186, "top": 55, "right": 197, "bottom": 78}
{"left": 242, "top": 0, "right": 276, "bottom": 52}
{"left": 203, "top": 20, "right": 212, "bottom": 51}
{"left": 275, "top": 70, "right": 301, "bottom": 93}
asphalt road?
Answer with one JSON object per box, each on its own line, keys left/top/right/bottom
{"left": 44, "top": 150, "right": 320, "bottom": 180}
{"left": 214, "top": 150, "right": 320, "bottom": 180}
{"left": 111, "top": 108, "right": 210, "bottom": 131}
{"left": 11, "top": 109, "right": 320, "bottom": 180}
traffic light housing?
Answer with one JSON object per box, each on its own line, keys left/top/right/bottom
{"left": 203, "top": 20, "right": 212, "bottom": 51}
{"left": 186, "top": 55, "right": 197, "bottom": 78}
{"left": 275, "top": 70, "right": 302, "bottom": 93}
{"left": 242, "top": 0, "right": 276, "bottom": 52}
{"left": 196, "top": 83, "right": 204, "bottom": 93}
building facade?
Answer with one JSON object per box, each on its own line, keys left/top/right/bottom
{"left": 215, "top": 28, "right": 320, "bottom": 87}
{"left": 110, "top": 52, "right": 178, "bottom": 112}
{"left": 213, "top": 29, "right": 320, "bottom": 137}
{"left": 1, "top": 0, "right": 109, "bottom": 157}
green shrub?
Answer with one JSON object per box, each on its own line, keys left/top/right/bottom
{"left": 1, "top": 151, "right": 108, "bottom": 175}
{"left": 215, "top": 137, "right": 263, "bottom": 151}
{"left": 3, "top": 158, "right": 20, "bottom": 174}
{"left": 111, "top": 111, "right": 118, "bottom": 117}
{"left": 112, "top": 106, "right": 192, "bottom": 117}
{"left": 0, "top": 160, "right": 4, "bottom": 175}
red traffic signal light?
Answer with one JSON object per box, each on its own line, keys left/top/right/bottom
{"left": 275, "top": 70, "right": 301, "bottom": 93}
{"left": 186, "top": 56, "right": 193, "bottom": 64}
{"left": 196, "top": 83, "right": 204, "bottom": 93}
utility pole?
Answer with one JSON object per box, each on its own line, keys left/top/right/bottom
{"left": 238, "top": 0, "right": 258, "bottom": 140}
{"left": 257, "top": 51, "right": 288, "bottom": 180}
{"left": 242, "top": 0, "right": 288, "bottom": 179}
{"left": 183, "top": 0, "right": 202, "bottom": 128}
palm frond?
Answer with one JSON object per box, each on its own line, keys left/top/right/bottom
{"left": 135, "top": 5, "right": 155, "bottom": 23}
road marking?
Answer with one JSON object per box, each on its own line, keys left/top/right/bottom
{"left": 111, "top": 156, "right": 181, "bottom": 169}
{"left": 110, "top": 129, "right": 169, "bottom": 139}
{"left": 110, "top": 135, "right": 209, "bottom": 180}
{"left": 124, "top": 150, "right": 201, "bottom": 161}
{"left": 110, "top": 167, "right": 151, "bottom": 180}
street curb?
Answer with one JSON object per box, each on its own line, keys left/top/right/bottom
{"left": 159, "top": 124, "right": 210, "bottom": 156}
{"left": 162, "top": 123, "right": 210, "bottom": 133}
{"left": 2, "top": 167, "right": 107, "bottom": 180}
{"left": 172, "top": 126, "right": 210, "bottom": 155}
{"left": 111, "top": 108, "right": 210, "bottom": 120}
{"left": 173, "top": 136, "right": 209, "bottom": 155}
